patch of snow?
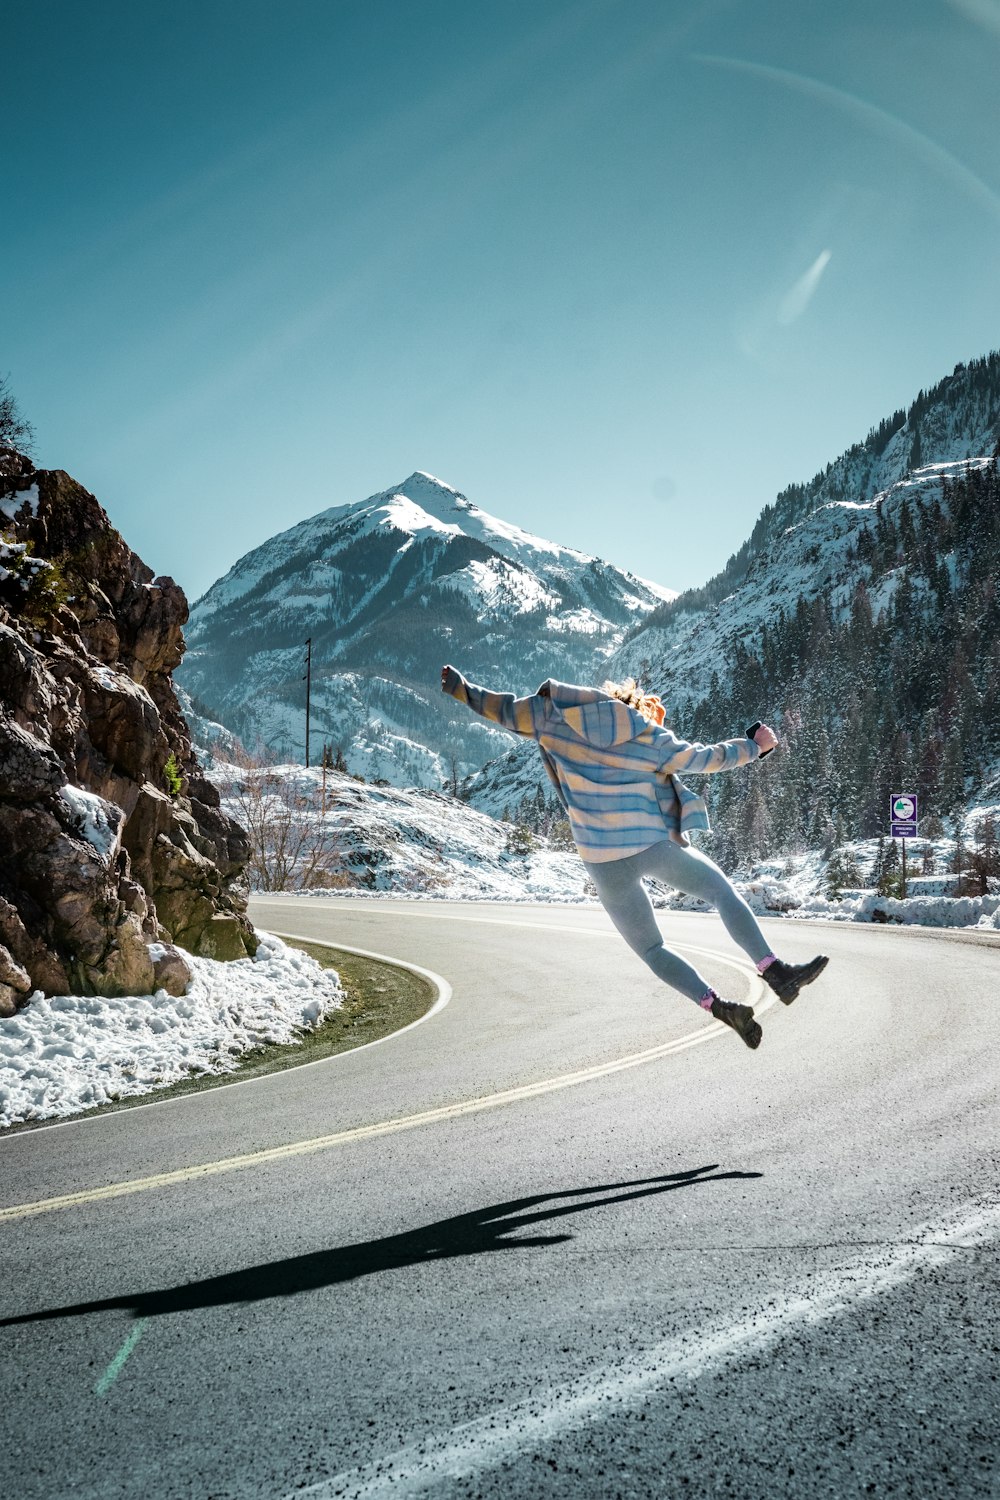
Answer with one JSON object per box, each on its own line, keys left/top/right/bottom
{"left": 381, "top": 493, "right": 463, "bottom": 538}
{"left": 0, "top": 484, "right": 40, "bottom": 521}
{"left": 633, "top": 573, "right": 680, "bottom": 604}
{"left": 0, "top": 535, "right": 48, "bottom": 588}
{"left": 91, "top": 664, "right": 156, "bottom": 707}
{"left": 59, "top": 785, "right": 124, "bottom": 867}
{"left": 545, "top": 607, "right": 608, "bottom": 636}
{"left": 0, "top": 932, "right": 344, "bottom": 1128}
{"left": 447, "top": 557, "right": 558, "bottom": 615}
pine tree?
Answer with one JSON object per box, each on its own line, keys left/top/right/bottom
{"left": 970, "top": 814, "right": 1000, "bottom": 894}
{"left": 949, "top": 818, "right": 969, "bottom": 891}
{"left": 825, "top": 846, "right": 861, "bottom": 899}
{"left": 938, "top": 731, "right": 965, "bottom": 817}
{"left": 879, "top": 838, "right": 902, "bottom": 897}
{"left": 737, "top": 778, "right": 771, "bottom": 864}
{"left": 868, "top": 835, "right": 887, "bottom": 890}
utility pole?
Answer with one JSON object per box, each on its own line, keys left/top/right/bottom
{"left": 303, "top": 637, "right": 312, "bottom": 768}
{"left": 321, "top": 743, "right": 330, "bottom": 817}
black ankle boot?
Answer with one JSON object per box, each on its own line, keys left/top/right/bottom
{"left": 710, "top": 997, "right": 763, "bottom": 1049}
{"left": 761, "top": 954, "right": 829, "bottom": 1006}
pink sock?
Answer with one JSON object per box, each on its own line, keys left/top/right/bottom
{"left": 699, "top": 987, "right": 718, "bottom": 1011}
{"left": 756, "top": 955, "right": 777, "bottom": 974}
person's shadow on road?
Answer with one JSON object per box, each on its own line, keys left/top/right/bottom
{"left": 1, "top": 1164, "right": 762, "bottom": 1326}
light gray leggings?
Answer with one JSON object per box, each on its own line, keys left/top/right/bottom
{"left": 585, "top": 839, "right": 772, "bottom": 1005}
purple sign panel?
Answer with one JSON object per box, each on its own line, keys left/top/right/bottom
{"left": 890, "top": 791, "right": 918, "bottom": 839}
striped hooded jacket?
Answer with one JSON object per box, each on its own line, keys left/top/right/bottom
{"left": 442, "top": 666, "right": 761, "bottom": 864}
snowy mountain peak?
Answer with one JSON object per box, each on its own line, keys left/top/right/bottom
{"left": 376, "top": 491, "right": 463, "bottom": 540}
{"left": 397, "top": 470, "right": 466, "bottom": 503}
{"left": 368, "top": 472, "right": 595, "bottom": 573}
{"left": 181, "top": 472, "right": 675, "bottom": 784}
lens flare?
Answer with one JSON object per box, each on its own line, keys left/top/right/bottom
{"left": 693, "top": 53, "right": 1000, "bottom": 225}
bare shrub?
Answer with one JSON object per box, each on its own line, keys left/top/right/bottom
{"left": 220, "top": 746, "right": 339, "bottom": 892}
{"left": 0, "top": 374, "right": 35, "bottom": 455}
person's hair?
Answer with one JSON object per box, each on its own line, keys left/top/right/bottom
{"left": 602, "top": 678, "right": 666, "bottom": 727}
{"left": 602, "top": 677, "right": 646, "bottom": 710}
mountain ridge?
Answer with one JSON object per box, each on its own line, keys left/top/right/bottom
{"left": 628, "top": 351, "right": 1000, "bottom": 641}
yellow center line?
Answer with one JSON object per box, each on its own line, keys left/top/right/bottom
{"left": 0, "top": 952, "right": 770, "bottom": 1226}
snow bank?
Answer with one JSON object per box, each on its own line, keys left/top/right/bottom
{"left": 0, "top": 932, "right": 344, "bottom": 1129}
{"left": 660, "top": 868, "right": 1000, "bottom": 930}
{"left": 791, "top": 891, "right": 1000, "bottom": 927}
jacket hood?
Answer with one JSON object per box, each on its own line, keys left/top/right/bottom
{"left": 538, "top": 679, "right": 649, "bottom": 749}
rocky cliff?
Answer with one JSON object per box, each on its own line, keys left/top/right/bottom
{"left": 0, "top": 450, "right": 256, "bottom": 1016}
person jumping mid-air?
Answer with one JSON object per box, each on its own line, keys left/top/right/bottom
{"left": 441, "top": 665, "right": 828, "bottom": 1049}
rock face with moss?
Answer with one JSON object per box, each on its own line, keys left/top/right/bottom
{"left": 0, "top": 450, "right": 256, "bottom": 1015}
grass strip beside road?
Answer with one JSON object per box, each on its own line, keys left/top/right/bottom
{"left": 218, "top": 939, "right": 436, "bottom": 1081}
{"left": 3, "top": 940, "right": 435, "bottom": 1135}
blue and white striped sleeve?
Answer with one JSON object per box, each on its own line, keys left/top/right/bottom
{"left": 654, "top": 727, "right": 761, "bottom": 776}
{"left": 441, "top": 666, "right": 547, "bottom": 738}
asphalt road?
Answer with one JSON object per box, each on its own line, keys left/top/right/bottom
{"left": 2, "top": 895, "right": 999, "bottom": 1500}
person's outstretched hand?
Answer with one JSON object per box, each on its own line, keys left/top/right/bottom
{"left": 753, "top": 723, "right": 778, "bottom": 753}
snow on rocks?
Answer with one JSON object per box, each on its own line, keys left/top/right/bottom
{"left": 0, "top": 483, "right": 41, "bottom": 521}
{"left": 59, "top": 784, "right": 125, "bottom": 866}
{"left": 0, "top": 932, "right": 344, "bottom": 1128}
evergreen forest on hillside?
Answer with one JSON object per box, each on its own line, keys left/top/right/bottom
{"left": 684, "top": 461, "right": 1000, "bottom": 868}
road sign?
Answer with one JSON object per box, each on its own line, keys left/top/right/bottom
{"left": 890, "top": 791, "right": 918, "bottom": 839}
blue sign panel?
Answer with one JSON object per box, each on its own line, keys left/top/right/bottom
{"left": 890, "top": 791, "right": 918, "bottom": 839}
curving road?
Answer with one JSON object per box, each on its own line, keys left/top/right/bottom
{"left": 2, "top": 895, "right": 999, "bottom": 1499}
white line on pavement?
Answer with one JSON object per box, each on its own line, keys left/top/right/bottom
{"left": 286, "top": 1198, "right": 1000, "bottom": 1500}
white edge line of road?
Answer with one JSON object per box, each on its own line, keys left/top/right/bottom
{"left": 0, "top": 936, "right": 452, "bottom": 1142}
{"left": 289, "top": 1196, "right": 1000, "bottom": 1500}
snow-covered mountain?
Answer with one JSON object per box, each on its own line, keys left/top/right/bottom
{"left": 610, "top": 457, "right": 996, "bottom": 717}
{"left": 180, "top": 471, "right": 674, "bottom": 785}
{"left": 620, "top": 353, "right": 1000, "bottom": 674}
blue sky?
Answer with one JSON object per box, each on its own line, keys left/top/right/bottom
{"left": 5, "top": 0, "right": 1000, "bottom": 600}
